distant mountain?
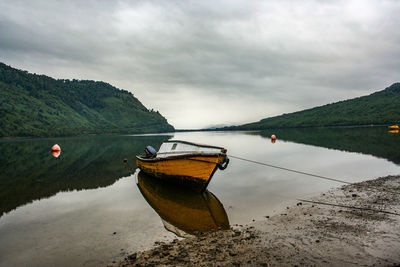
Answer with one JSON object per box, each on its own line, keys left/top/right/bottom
{"left": 230, "top": 83, "right": 400, "bottom": 130}
{"left": 247, "top": 127, "right": 400, "bottom": 165}
{"left": 0, "top": 62, "right": 174, "bottom": 137}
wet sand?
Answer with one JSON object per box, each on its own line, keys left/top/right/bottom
{"left": 115, "top": 175, "right": 400, "bottom": 266}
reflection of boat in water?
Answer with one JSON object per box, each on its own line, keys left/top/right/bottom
{"left": 137, "top": 171, "right": 229, "bottom": 237}
{"left": 388, "top": 129, "right": 399, "bottom": 134}
{"left": 51, "top": 150, "right": 61, "bottom": 158}
{"left": 136, "top": 140, "right": 229, "bottom": 192}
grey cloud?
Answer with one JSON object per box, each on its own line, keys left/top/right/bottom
{"left": 0, "top": 0, "right": 399, "bottom": 128}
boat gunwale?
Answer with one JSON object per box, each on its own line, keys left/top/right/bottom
{"left": 136, "top": 153, "right": 225, "bottom": 163}
{"left": 163, "top": 140, "right": 225, "bottom": 150}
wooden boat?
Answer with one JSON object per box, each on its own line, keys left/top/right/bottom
{"left": 388, "top": 125, "right": 400, "bottom": 130}
{"left": 137, "top": 171, "right": 229, "bottom": 237}
{"left": 136, "top": 140, "right": 229, "bottom": 192}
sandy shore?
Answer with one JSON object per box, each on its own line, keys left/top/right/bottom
{"left": 115, "top": 175, "right": 400, "bottom": 266}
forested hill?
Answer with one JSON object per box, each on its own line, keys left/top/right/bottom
{"left": 0, "top": 62, "right": 174, "bottom": 137}
{"left": 230, "top": 83, "right": 400, "bottom": 130}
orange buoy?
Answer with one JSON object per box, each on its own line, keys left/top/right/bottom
{"left": 51, "top": 144, "right": 61, "bottom": 151}
{"left": 271, "top": 134, "right": 276, "bottom": 140}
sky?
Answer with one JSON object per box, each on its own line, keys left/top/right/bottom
{"left": 0, "top": 0, "right": 399, "bottom": 129}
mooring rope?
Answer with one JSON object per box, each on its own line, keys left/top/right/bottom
{"left": 228, "top": 154, "right": 399, "bottom": 195}
{"left": 297, "top": 199, "right": 400, "bottom": 216}
{"left": 228, "top": 155, "right": 352, "bottom": 185}
{"left": 227, "top": 154, "right": 400, "bottom": 216}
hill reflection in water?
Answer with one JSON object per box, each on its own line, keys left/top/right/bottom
{"left": 251, "top": 127, "right": 400, "bottom": 165}
{"left": 0, "top": 135, "right": 170, "bottom": 216}
{"left": 137, "top": 171, "right": 229, "bottom": 237}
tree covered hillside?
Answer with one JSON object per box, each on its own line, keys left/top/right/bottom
{"left": 0, "top": 63, "right": 174, "bottom": 137}
{"left": 232, "top": 83, "right": 400, "bottom": 130}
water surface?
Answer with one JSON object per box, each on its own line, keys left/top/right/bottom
{"left": 0, "top": 128, "right": 399, "bottom": 266}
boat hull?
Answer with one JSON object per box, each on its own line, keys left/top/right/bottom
{"left": 136, "top": 154, "right": 225, "bottom": 192}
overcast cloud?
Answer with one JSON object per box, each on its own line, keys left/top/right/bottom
{"left": 0, "top": 0, "right": 399, "bottom": 128}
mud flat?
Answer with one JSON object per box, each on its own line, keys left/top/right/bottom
{"left": 115, "top": 175, "right": 400, "bottom": 266}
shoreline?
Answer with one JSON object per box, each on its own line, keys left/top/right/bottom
{"left": 115, "top": 175, "right": 400, "bottom": 266}
{"left": 0, "top": 125, "right": 390, "bottom": 140}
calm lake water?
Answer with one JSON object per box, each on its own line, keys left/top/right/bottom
{"left": 1, "top": 128, "right": 399, "bottom": 266}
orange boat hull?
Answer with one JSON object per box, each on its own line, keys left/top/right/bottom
{"left": 136, "top": 154, "right": 225, "bottom": 191}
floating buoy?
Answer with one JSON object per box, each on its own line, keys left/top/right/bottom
{"left": 52, "top": 150, "right": 61, "bottom": 158}
{"left": 51, "top": 144, "right": 61, "bottom": 151}
{"left": 271, "top": 135, "right": 276, "bottom": 140}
